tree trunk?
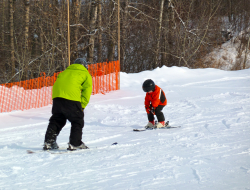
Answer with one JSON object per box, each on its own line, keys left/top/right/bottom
{"left": 154, "top": 0, "right": 164, "bottom": 69}
{"left": 228, "top": 0, "right": 233, "bottom": 23}
{"left": 9, "top": 0, "right": 15, "bottom": 81}
{"left": 120, "top": 0, "right": 128, "bottom": 71}
{"left": 88, "top": 0, "right": 97, "bottom": 64}
{"left": 1, "top": 0, "right": 5, "bottom": 46}
{"left": 167, "top": 0, "right": 174, "bottom": 67}
{"left": 107, "top": 0, "right": 117, "bottom": 62}
{"left": 24, "top": 0, "right": 30, "bottom": 50}
{"left": 23, "top": 0, "right": 30, "bottom": 80}
{"left": 97, "top": 0, "right": 102, "bottom": 63}
{"left": 73, "top": 0, "right": 80, "bottom": 59}
{"left": 243, "top": 36, "right": 250, "bottom": 69}
{"left": 161, "top": 3, "right": 167, "bottom": 67}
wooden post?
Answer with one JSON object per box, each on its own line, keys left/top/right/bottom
{"left": 243, "top": 36, "right": 250, "bottom": 70}
{"left": 67, "top": 0, "right": 70, "bottom": 66}
{"left": 117, "top": 0, "right": 120, "bottom": 89}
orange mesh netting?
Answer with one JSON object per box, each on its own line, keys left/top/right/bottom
{"left": 0, "top": 61, "right": 120, "bottom": 113}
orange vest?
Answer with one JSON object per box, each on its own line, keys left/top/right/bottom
{"left": 144, "top": 85, "right": 167, "bottom": 108}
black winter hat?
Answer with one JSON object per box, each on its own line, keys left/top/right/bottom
{"left": 73, "top": 58, "right": 88, "bottom": 70}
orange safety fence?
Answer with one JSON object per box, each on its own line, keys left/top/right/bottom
{"left": 89, "top": 61, "right": 120, "bottom": 95}
{"left": 0, "top": 61, "right": 120, "bottom": 113}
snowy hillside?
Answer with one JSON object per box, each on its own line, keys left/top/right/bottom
{"left": 0, "top": 66, "right": 250, "bottom": 190}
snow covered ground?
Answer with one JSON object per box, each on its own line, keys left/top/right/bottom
{"left": 0, "top": 66, "right": 250, "bottom": 190}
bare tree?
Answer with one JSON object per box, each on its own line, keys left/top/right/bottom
{"left": 72, "top": 0, "right": 81, "bottom": 59}
{"left": 21, "top": 0, "right": 30, "bottom": 80}
{"left": 1, "top": 0, "right": 250, "bottom": 83}
{"left": 88, "top": 0, "right": 98, "bottom": 64}
{"left": 1, "top": 0, "right": 5, "bottom": 46}
{"left": 107, "top": 0, "right": 117, "bottom": 62}
{"left": 243, "top": 36, "right": 250, "bottom": 69}
{"left": 97, "top": 0, "right": 103, "bottom": 63}
{"left": 120, "top": 0, "right": 128, "bottom": 71}
{"left": 154, "top": 0, "right": 164, "bottom": 68}
{"left": 9, "top": 0, "right": 15, "bottom": 81}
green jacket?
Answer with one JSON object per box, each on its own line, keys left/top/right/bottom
{"left": 52, "top": 64, "right": 92, "bottom": 108}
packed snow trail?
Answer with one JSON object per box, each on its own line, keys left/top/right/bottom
{"left": 0, "top": 66, "right": 250, "bottom": 190}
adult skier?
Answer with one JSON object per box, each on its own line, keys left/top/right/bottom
{"left": 142, "top": 79, "right": 167, "bottom": 129}
{"left": 43, "top": 58, "right": 92, "bottom": 151}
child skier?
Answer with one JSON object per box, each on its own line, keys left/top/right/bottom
{"left": 142, "top": 79, "right": 167, "bottom": 129}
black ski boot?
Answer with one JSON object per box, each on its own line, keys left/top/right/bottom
{"left": 43, "top": 128, "right": 59, "bottom": 150}
{"left": 67, "top": 142, "right": 89, "bottom": 151}
{"left": 43, "top": 141, "right": 59, "bottom": 150}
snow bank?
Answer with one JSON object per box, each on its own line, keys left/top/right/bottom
{"left": 204, "top": 27, "right": 250, "bottom": 70}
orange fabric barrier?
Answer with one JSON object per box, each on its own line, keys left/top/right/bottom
{"left": 0, "top": 61, "right": 120, "bottom": 113}
{"left": 88, "top": 61, "right": 120, "bottom": 95}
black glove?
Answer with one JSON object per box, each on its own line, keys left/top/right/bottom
{"left": 150, "top": 107, "right": 155, "bottom": 115}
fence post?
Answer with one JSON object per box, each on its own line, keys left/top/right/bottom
{"left": 0, "top": 84, "right": 6, "bottom": 112}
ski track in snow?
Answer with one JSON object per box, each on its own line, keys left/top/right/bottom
{"left": 0, "top": 67, "right": 250, "bottom": 190}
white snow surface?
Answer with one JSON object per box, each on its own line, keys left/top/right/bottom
{"left": 0, "top": 66, "right": 250, "bottom": 190}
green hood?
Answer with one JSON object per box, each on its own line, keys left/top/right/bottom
{"left": 52, "top": 64, "right": 92, "bottom": 108}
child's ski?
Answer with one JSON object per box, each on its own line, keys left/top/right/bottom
{"left": 133, "top": 125, "right": 181, "bottom": 132}
{"left": 133, "top": 121, "right": 181, "bottom": 132}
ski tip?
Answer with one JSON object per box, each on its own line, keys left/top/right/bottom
{"left": 133, "top": 129, "right": 146, "bottom": 132}
{"left": 27, "top": 150, "right": 35, "bottom": 154}
{"left": 165, "top": 126, "right": 181, "bottom": 128}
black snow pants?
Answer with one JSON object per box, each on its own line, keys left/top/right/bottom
{"left": 147, "top": 105, "right": 165, "bottom": 122}
{"left": 44, "top": 97, "right": 84, "bottom": 146}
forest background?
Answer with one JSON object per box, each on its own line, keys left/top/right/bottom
{"left": 0, "top": 0, "right": 250, "bottom": 83}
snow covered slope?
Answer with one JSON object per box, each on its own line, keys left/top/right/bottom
{"left": 0, "top": 66, "right": 250, "bottom": 190}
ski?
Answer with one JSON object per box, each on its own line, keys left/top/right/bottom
{"left": 133, "top": 121, "right": 181, "bottom": 132}
{"left": 27, "top": 142, "right": 118, "bottom": 154}
{"left": 133, "top": 126, "right": 181, "bottom": 132}
{"left": 47, "top": 148, "right": 89, "bottom": 155}
{"left": 27, "top": 150, "right": 40, "bottom": 154}
{"left": 26, "top": 148, "right": 73, "bottom": 154}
